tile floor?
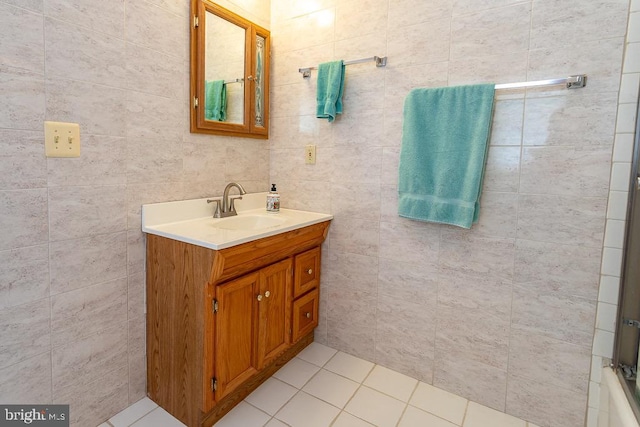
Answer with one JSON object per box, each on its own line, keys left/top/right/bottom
{"left": 100, "top": 343, "right": 539, "bottom": 427}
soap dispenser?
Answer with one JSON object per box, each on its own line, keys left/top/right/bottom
{"left": 266, "top": 184, "right": 280, "bottom": 213}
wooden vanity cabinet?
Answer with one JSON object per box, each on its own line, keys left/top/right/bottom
{"left": 146, "top": 221, "right": 329, "bottom": 427}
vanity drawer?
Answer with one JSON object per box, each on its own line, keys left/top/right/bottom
{"left": 292, "top": 289, "right": 319, "bottom": 342}
{"left": 294, "top": 247, "right": 320, "bottom": 298}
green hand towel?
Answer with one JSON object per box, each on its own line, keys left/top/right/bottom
{"left": 398, "top": 84, "right": 495, "bottom": 229}
{"left": 316, "top": 60, "right": 345, "bottom": 122}
{"left": 205, "top": 80, "right": 227, "bottom": 121}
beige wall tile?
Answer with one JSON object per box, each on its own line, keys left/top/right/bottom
{"left": 473, "top": 192, "right": 518, "bottom": 238}
{"left": 0, "top": 353, "right": 51, "bottom": 404}
{"left": 0, "top": 299, "right": 50, "bottom": 370}
{"left": 377, "top": 258, "right": 438, "bottom": 305}
{"left": 434, "top": 356, "right": 507, "bottom": 412}
{"left": 436, "top": 305, "right": 510, "bottom": 369}
{"left": 125, "top": 43, "right": 183, "bottom": 100}
{"left": 0, "top": 244, "right": 49, "bottom": 309}
{"left": 528, "top": 37, "right": 625, "bottom": 94}
{"left": 439, "top": 231, "right": 515, "bottom": 281}
{"left": 450, "top": 3, "right": 531, "bottom": 60}
{"left": 0, "top": 189, "right": 49, "bottom": 251}
{"left": 46, "top": 78, "right": 126, "bottom": 136}
{"left": 124, "top": 0, "right": 187, "bottom": 60}
{"left": 517, "top": 194, "right": 607, "bottom": 247}
{"left": 51, "top": 278, "right": 128, "bottom": 347}
{"left": 379, "top": 220, "right": 440, "bottom": 265}
{"left": 512, "top": 284, "right": 596, "bottom": 348}
{"left": 329, "top": 217, "right": 380, "bottom": 257}
{"left": 523, "top": 92, "right": 617, "bottom": 147}
{"left": 0, "top": 3, "right": 44, "bottom": 73}
{"left": 387, "top": 19, "right": 450, "bottom": 67}
{"left": 375, "top": 298, "right": 436, "bottom": 383}
{"left": 325, "top": 250, "right": 379, "bottom": 294}
{"left": 0, "top": 67, "right": 45, "bottom": 131}
{"left": 519, "top": 146, "right": 612, "bottom": 197}
{"left": 52, "top": 323, "right": 127, "bottom": 393}
{"left": 506, "top": 373, "right": 588, "bottom": 427}
{"left": 49, "top": 232, "right": 127, "bottom": 295}
{"left": 54, "top": 365, "right": 128, "bottom": 427}
{"left": 514, "top": 239, "right": 601, "bottom": 299}
{"left": 45, "top": 17, "right": 126, "bottom": 88}
{"left": 44, "top": 0, "right": 125, "bottom": 38}
{"left": 0, "top": 130, "right": 47, "bottom": 190}
{"left": 47, "top": 135, "right": 127, "bottom": 186}
{"left": 48, "top": 185, "right": 127, "bottom": 241}
{"left": 530, "top": 0, "right": 628, "bottom": 50}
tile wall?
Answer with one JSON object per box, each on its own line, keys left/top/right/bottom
{"left": 269, "top": 1, "right": 631, "bottom": 426}
{"left": 0, "top": 1, "right": 269, "bottom": 426}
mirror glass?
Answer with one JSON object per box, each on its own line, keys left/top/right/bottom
{"left": 204, "top": 11, "right": 245, "bottom": 124}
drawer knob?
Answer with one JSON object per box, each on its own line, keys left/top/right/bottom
{"left": 305, "top": 312, "right": 311, "bottom": 318}
{"left": 306, "top": 269, "right": 313, "bottom": 275}
{"left": 257, "top": 294, "right": 263, "bottom": 301}
{"left": 264, "top": 291, "right": 271, "bottom": 298}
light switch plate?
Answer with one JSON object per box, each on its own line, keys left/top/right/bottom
{"left": 305, "top": 144, "right": 316, "bottom": 164}
{"left": 45, "top": 121, "right": 80, "bottom": 158}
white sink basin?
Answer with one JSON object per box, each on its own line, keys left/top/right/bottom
{"left": 141, "top": 193, "right": 333, "bottom": 250}
{"left": 211, "top": 214, "right": 286, "bottom": 230}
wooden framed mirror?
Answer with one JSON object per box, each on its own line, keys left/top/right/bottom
{"left": 190, "top": 1, "right": 270, "bottom": 139}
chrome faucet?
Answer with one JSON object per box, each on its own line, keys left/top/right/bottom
{"left": 207, "top": 182, "right": 247, "bottom": 218}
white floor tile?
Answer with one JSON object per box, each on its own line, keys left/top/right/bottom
{"left": 409, "top": 381, "right": 468, "bottom": 425}
{"left": 302, "top": 369, "right": 360, "bottom": 409}
{"left": 345, "top": 386, "right": 406, "bottom": 427}
{"left": 216, "top": 402, "right": 271, "bottom": 427}
{"left": 364, "top": 365, "right": 418, "bottom": 402}
{"left": 215, "top": 402, "right": 270, "bottom": 427}
{"left": 130, "top": 407, "right": 186, "bottom": 427}
{"left": 332, "top": 411, "right": 375, "bottom": 427}
{"left": 463, "top": 402, "right": 526, "bottom": 427}
{"left": 265, "top": 419, "right": 288, "bottom": 427}
{"left": 275, "top": 391, "right": 340, "bottom": 427}
{"left": 324, "top": 351, "right": 375, "bottom": 383}
{"left": 109, "top": 397, "right": 158, "bottom": 427}
{"left": 245, "top": 378, "right": 298, "bottom": 416}
{"left": 399, "top": 406, "right": 459, "bottom": 427}
{"left": 97, "top": 424, "right": 111, "bottom": 427}
{"left": 273, "top": 357, "right": 321, "bottom": 388}
{"left": 297, "top": 342, "right": 338, "bottom": 367}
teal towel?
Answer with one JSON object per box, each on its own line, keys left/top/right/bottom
{"left": 204, "top": 80, "right": 226, "bottom": 121}
{"left": 316, "top": 60, "right": 345, "bottom": 122}
{"left": 398, "top": 84, "right": 495, "bottom": 229}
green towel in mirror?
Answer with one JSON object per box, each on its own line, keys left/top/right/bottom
{"left": 205, "top": 80, "right": 227, "bottom": 121}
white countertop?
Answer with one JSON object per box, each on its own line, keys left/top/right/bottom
{"left": 142, "top": 192, "right": 333, "bottom": 250}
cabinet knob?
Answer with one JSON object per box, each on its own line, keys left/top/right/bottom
{"left": 305, "top": 312, "right": 311, "bottom": 318}
{"left": 257, "top": 294, "right": 263, "bottom": 301}
{"left": 264, "top": 291, "right": 271, "bottom": 298}
{"left": 306, "top": 269, "right": 313, "bottom": 275}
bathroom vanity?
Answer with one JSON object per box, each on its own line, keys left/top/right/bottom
{"left": 142, "top": 194, "right": 331, "bottom": 426}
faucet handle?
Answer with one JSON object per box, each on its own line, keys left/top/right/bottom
{"left": 229, "top": 195, "right": 243, "bottom": 214}
{"left": 207, "top": 198, "right": 223, "bottom": 218}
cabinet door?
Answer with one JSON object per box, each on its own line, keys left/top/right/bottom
{"left": 214, "top": 272, "right": 259, "bottom": 400}
{"left": 256, "top": 258, "right": 292, "bottom": 368}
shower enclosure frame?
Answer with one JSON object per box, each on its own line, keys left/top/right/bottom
{"left": 613, "top": 92, "right": 640, "bottom": 422}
